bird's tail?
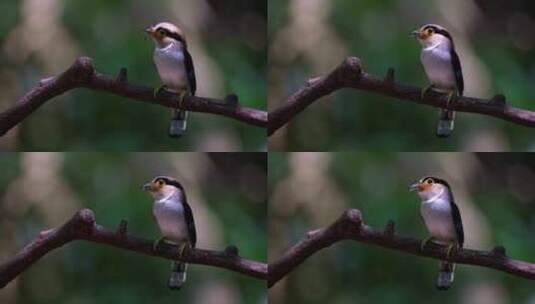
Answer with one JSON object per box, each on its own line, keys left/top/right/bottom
{"left": 168, "top": 261, "right": 187, "bottom": 290}
{"left": 436, "top": 261, "right": 455, "bottom": 290}
{"left": 436, "top": 109, "right": 455, "bottom": 138}
{"left": 169, "top": 109, "right": 188, "bottom": 138}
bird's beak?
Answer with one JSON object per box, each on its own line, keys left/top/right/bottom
{"left": 409, "top": 181, "right": 422, "bottom": 192}
{"left": 145, "top": 27, "right": 155, "bottom": 37}
{"left": 410, "top": 30, "right": 420, "bottom": 38}
{"left": 142, "top": 182, "right": 153, "bottom": 192}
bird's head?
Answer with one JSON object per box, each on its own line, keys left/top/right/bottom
{"left": 409, "top": 176, "right": 450, "bottom": 200}
{"left": 143, "top": 176, "right": 184, "bottom": 200}
{"left": 411, "top": 24, "right": 453, "bottom": 48}
{"left": 145, "top": 22, "right": 186, "bottom": 48}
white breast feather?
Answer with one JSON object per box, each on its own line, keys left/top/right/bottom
{"left": 153, "top": 193, "right": 189, "bottom": 243}
{"left": 154, "top": 44, "right": 188, "bottom": 92}
{"left": 421, "top": 43, "right": 456, "bottom": 91}
{"left": 420, "top": 196, "right": 457, "bottom": 243}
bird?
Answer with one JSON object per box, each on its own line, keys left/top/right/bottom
{"left": 146, "top": 22, "right": 197, "bottom": 138}
{"left": 143, "top": 176, "right": 196, "bottom": 290}
{"left": 411, "top": 24, "right": 464, "bottom": 138}
{"left": 409, "top": 176, "right": 464, "bottom": 290}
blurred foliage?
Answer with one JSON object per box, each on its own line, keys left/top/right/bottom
{"left": 0, "top": 0, "right": 266, "bottom": 151}
{"left": 269, "top": 152, "right": 535, "bottom": 304}
{"left": 269, "top": 0, "right": 535, "bottom": 151}
{"left": 0, "top": 152, "right": 266, "bottom": 304}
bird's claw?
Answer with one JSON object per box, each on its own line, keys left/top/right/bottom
{"left": 421, "top": 84, "right": 433, "bottom": 100}
{"left": 153, "top": 237, "right": 167, "bottom": 251}
{"left": 177, "top": 243, "right": 189, "bottom": 258}
{"left": 445, "top": 243, "right": 457, "bottom": 260}
{"left": 154, "top": 85, "right": 168, "bottom": 99}
{"left": 445, "top": 91, "right": 457, "bottom": 109}
{"left": 176, "top": 91, "right": 188, "bottom": 110}
{"left": 421, "top": 236, "right": 434, "bottom": 251}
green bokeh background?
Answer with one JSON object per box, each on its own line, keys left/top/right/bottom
{"left": 0, "top": 152, "right": 266, "bottom": 304}
{"left": 0, "top": 0, "right": 266, "bottom": 151}
{"left": 269, "top": 152, "right": 535, "bottom": 303}
{"left": 268, "top": 0, "right": 535, "bottom": 151}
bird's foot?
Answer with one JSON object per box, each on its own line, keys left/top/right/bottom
{"left": 177, "top": 242, "right": 189, "bottom": 258}
{"left": 421, "top": 236, "right": 434, "bottom": 251}
{"left": 176, "top": 90, "right": 188, "bottom": 110}
{"left": 445, "top": 91, "right": 457, "bottom": 109}
{"left": 445, "top": 243, "right": 457, "bottom": 260}
{"left": 421, "top": 84, "right": 434, "bottom": 100}
{"left": 153, "top": 237, "right": 167, "bottom": 251}
{"left": 154, "top": 85, "right": 168, "bottom": 99}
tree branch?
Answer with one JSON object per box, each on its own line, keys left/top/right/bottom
{"left": 268, "top": 208, "right": 535, "bottom": 288}
{"left": 0, "top": 209, "right": 267, "bottom": 288}
{"left": 268, "top": 56, "right": 534, "bottom": 136}
{"left": 0, "top": 57, "right": 267, "bottom": 136}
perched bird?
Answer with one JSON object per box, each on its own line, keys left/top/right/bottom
{"left": 409, "top": 176, "right": 464, "bottom": 290}
{"left": 143, "top": 176, "right": 196, "bottom": 290}
{"left": 146, "top": 22, "right": 197, "bottom": 137}
{"left": 411, "top": 24, "right": 464, "bottom": 137}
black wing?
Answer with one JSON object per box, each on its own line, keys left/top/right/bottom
{"left": 450, "top": 201, "right": 464, "bottom": 248}
{"left": 183, "top": 200, "right": 197, "bottom": 248}
{"left": 184, "top": 49, "right": 197, "bottom": 96}
{"left": 450, "top": 49, "right": 464, "bottom": 96}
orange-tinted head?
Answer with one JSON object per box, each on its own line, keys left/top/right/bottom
{"left": 409, "top": 176, "right": 436, "bottom": 192}
{"left": 409, "top": 176, "right": 451, "bottom": 200}
{"left": 411, "top": 24, "right": 452, "bottom": 47}
{"left": 142, "top": 176, "right": 183, "bottom": 200}
{"left": 145, "top": 22, "right": 186, "bottom": 47}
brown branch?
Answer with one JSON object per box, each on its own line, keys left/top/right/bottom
{"left": 0, "top": 209, "right": 267, "bottom": 288}
{"left": 268, "top": 56, "right": 535, "bottom": 136}
{"left": 0, "top": 57, "right": 267, "bottom": 136}
{"left": 268, "top": 208, "right": 535, "bottom": 288}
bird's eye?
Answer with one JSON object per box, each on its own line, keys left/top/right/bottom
{"left": 158, "top": 29, "right": 165, "bottom": 36}
{"left": 426, "top": 178, "right": 433, "bottom": 184}
{"left": 427, "top": 28, "right": 433, "bottom": 35}
{"left": 157, "top": 180, "right": 164, "bottom": 186}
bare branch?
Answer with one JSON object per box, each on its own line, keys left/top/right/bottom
{"left": 0, "top": 57, "right": 267, "bottom": 136}
{"left": 0, "top": 209, "right": 267, "bottom": 288}
{"left": 268, "top": 56, "right": 535, "bottom": 136}
{"left": 268, "top": 208, "right": 535, "bottom": 288}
